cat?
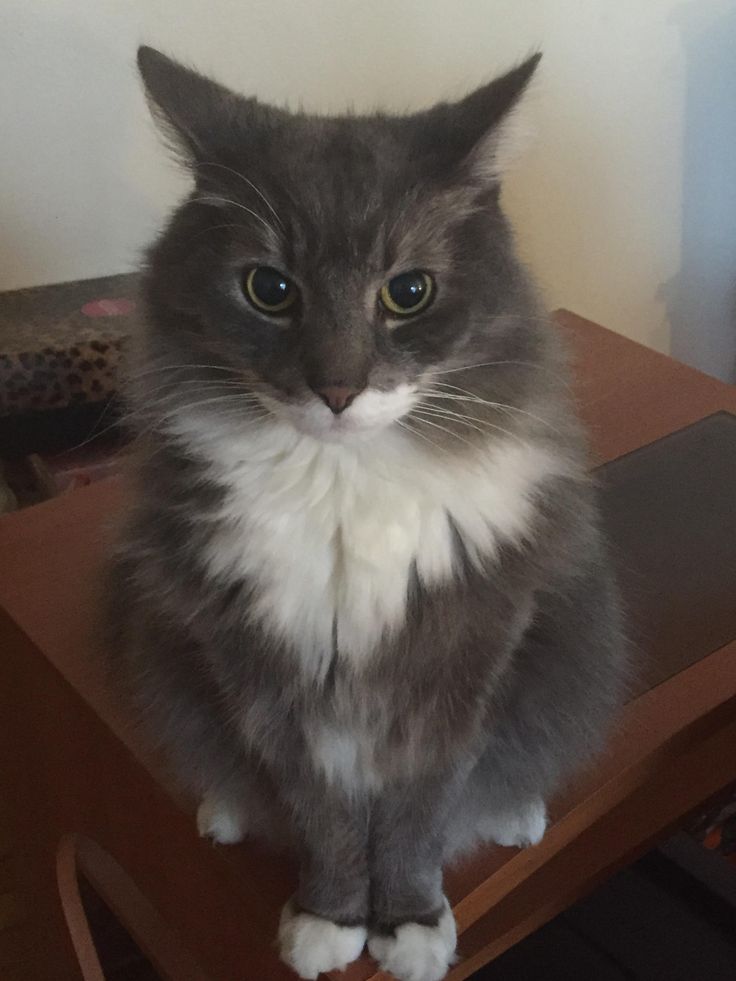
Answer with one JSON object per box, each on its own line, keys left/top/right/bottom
{"left": 106, "top": 45, "right": 628, "bottom": 981}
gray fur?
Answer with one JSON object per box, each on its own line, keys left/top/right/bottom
{"left": 106, "top": 45, "right": 628, "bottom": 963}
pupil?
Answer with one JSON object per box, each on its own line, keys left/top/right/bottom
{"left": 253, "top": 267, "right": 290, "bottom": 306}
{"left": 390, "top": 273, "right": 425, "bottom": 309}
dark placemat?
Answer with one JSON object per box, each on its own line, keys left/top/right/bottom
{"left": 598, "top": 411, "right": 736, "bottom": 694}
{"left": 0, "top": 273, "right": 139, "bottom": 416}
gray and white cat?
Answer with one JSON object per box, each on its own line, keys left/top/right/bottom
{"left": 107, "top": 46, "right": 628, "bottom": 981}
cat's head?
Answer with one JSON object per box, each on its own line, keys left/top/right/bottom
{"left": 137, "top": 46, "right": 543, "bottom": 443}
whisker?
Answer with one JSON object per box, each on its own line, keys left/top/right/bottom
{"left": 430, "top": 359, "right": 572, "bottom": 391}
{"left": 62, "top": 384, "right": 268, "bottom": 456}
{"left": 161, "top": 393, "right": 267, "bottom": 412}
{"left": 74, "top": 392, "right": 124, "bottom": 447}
{"left": 422, "top": 388, "right": 514, "bottom": 410}
{"left": 121, "top": 389, "right": 264, "bottom": 430}
{"left": 421, "top": 386, "right": 561, "bottom": 435}
{"left": 407, "top": 413, "right": 476, "bottom": 448}
{"left": 431, "top": 360, "right": 547, "bottom": 376}
{"left": 412, "top": 404, "right": 487, "bottom": 436}
{"left": 129, "top": 408, "right": 268, "bottom": 450}
{"left": 412, "top": 405, "right": 519, "bottom": 443}
{"left": 126, "top": 363, "right": 246, "bottom": 381}
{"left": 144, "top": 393, "right": 265, "bottom": 423}
{"left": 139, "top": 379, "right": 263, "bottom": 401}
{"left": 189, "top": 195, "right": 278, "bottom": 239}
{"left": 487, "top": 312, "right": 555, "bottom": 327}
{"left": 182, "top": 222, "right": 255, "bottom": 248}
{"left": 197, "top": 161, "right": 285, "bottom": 230}
{"left": 54, "top": 399, "right": 129, "bottom": 457}
{"left": 396, "top": 419, "right": 446, "bottom": 455}
{"left": 138, "top": 396, "right": 270, "bottom": 440}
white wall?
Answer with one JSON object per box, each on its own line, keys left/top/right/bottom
{"left": 2, "top": 0, "right": 735, "bottom": 379}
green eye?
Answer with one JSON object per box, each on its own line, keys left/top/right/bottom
{"left": 244, "top": 266, "right": 297, "bottom": 314}
{"left": 380, "top": 271, "right": 434, "bottom": 317}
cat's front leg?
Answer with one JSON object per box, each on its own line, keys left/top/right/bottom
{"left": 368, "top": 775, "right": 461, "bottom": 981}
{"left": 278, "top": 783, "right": 370, "bottom": 979}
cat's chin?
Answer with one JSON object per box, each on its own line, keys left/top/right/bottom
{"left": 264, "top": 386, "right": 417, "bottom": 444}
{"left": 289, "top": 413, "right": 391, "bottom": 444}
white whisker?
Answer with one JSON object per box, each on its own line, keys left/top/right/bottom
{"left": 189, "top": 195, "right": 278, "bottom": 239}
{"left": 407, "top": 413, "right": 476, "bottom": 448}
{"left": 183, "top": 222, "right": 255, "bottom": 247}
{"left": 141, "top": 379, "right": 263, "bottom": 401}
{"left": 431, "top": 360, "right": 544, "bottom": 376}
{"left": 421, "top": 386, "right": 561, "bottom": 434}
{"left": 412, "top": 404, "right": 487, "bottom": 436}
{"left": 396, "top": 419, "right": 446, "bottom": 454}
{"left": 127, "top": 363, "right": 246, "bottom": 381}
{"left": 412, "top": 405, "right": 519, "bottom": 443}
{"left": 155, "top": 393, "right": 266, "bottom": 418}
{"left": 58, "top": 402, "right": 128, "bottom": 456}
{"left": 198, "top": 161, "right": 285, "bottom": 230}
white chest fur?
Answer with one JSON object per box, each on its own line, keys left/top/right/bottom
{"left": 169, "top": 415, "right": 562, "bottom": 681}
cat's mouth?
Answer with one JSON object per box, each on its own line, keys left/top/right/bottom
{"left": 261, "top": 385, "right": 418, "bottom": 442}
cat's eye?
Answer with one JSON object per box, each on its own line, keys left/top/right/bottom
{"left": 379, "top": 271, "right": 434, "bottom": 317}
{"left": 244, "top": 266, "right": 298, "bottom": 314}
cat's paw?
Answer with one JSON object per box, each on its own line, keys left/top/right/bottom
{"left": 479, "top": 797, "right": 547, "bottom": 848}
{"left": 196, "top": 794, "right": 247, "bottom": 845}
{"left": 278, "top": 900, "right": 367, "bottom": 979}
{"left": 368, "top": 898, "right": 457, "bottom": 981}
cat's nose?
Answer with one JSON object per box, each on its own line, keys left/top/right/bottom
{"left": 312, "top": 385, "right": 363, "bottom": 415}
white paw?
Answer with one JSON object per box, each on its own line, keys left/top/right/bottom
{"left": 278, "top": 900, "right": 367, "bottom": 979}
{"left": 196, "top": 794, "right": 247, "bottom": 845}
{"left": 479, "top": 797, "right": 547, "bottom": 848}
{"left": 368, "top": 898, "right": 457, "bottom": 981}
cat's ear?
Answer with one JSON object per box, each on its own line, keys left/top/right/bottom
{"left": 137, "top": 46, "right": 267, "bottom": 167}
{"left": 422, "top": 53, "right": 542, "bottom": 184}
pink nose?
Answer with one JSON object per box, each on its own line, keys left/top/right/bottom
{"left": 312, "top": 385, "right": 362, "bottom": 415}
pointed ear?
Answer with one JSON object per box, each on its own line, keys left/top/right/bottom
{"left": 137, "top": 47, "right": 229, "bottom": 163}
{"left": 419, "top": 53, "right": 542, "bottom": 184}
{"left": 137, "top": 46, "right": 273, "bottom": 169}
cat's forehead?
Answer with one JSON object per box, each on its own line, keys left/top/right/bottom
{"left": 283, "top": 116, "right": 413, "bottom": 212}
{"left": 254, "top": 115, "right": 426, "bottom": 266}
{"left": 141, "top": 47, "right": 542, "bottom": 253}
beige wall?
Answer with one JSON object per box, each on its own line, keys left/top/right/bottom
{"left": 2, "top": 1, "right": 735, "bottom": 377}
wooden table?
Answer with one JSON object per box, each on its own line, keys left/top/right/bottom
{"left": 1, "top": 311, "right": 735, "bottom": 981}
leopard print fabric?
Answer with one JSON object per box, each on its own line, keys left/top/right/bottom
{"left": 0, "top": 274, "right": 138, "bottom": 416}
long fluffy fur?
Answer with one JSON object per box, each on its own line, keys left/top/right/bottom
{"left": 106, "top": 47, "right": 628, "bottom": 981}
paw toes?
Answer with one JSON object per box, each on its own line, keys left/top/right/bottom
{"left": 368, "top": 898, "right": 456, "bottom": 981}
{"left": 278, "top": 901, "right": 367, "bottom": 979}
{"left": 196, "top": 796, "right": 247, "bottom": 844}
{"left": 480, "top": 798, "right": 548, "bottom": 848}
